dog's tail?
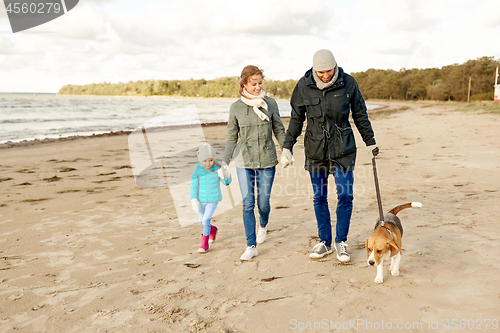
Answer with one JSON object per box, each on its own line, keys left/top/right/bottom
{"left": 389, "top": 202, "right": 422, "bottom": 215}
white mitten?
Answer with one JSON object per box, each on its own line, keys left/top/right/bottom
{"left": 367, "top": 145, "right": 379, "bottom": 158}
{"left": 191, "top": 198, "right": 199, "bottom": 213}
{"left": 220, "top": 161, "right": 230, "bottom": 178}
{"left": 280, "top": 148, "right": 294, "bottom": 168}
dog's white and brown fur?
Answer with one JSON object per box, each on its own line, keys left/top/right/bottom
{"left": 366, "top": 202, "right": 422, "bottom": 283}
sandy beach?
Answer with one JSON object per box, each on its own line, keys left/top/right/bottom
{"left": 1, "top": 100, "right": 500, "bottom": 333}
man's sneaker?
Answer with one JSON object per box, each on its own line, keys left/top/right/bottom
{"left": 256, "top": 226, "right": 267, "bottom": 244}
{"left": 309, "top": 241, "right": 333, "bottom": 259}
{"left": 334, "top": 241, "right": 350, "bottom": 262}
{"left": 240, "top": 245, "right": 258, "bottom": 261}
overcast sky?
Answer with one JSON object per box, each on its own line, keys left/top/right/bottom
{"left": 1, "top": 0, "right": 499, "bottom": 93}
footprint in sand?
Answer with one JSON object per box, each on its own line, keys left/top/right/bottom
{"left": 57, "top": 167, "right": 77, "bottom": 172}
{"left": 42, "top": 176, "right": 61, "bottom": 182}
{"left": 6, "top": 293, "right": 24, "bottom": 301}
{"left": 16, "top": 169, "right": 35, "bottom": 174}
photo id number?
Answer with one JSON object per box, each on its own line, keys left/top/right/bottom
{"left": 443, "top": 319, "right": 498, "bottom": 330}
{"left": 6, "top": 2, "right": 62, "bottom": 14}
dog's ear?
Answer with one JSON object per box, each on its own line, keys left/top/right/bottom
{"left": 365, "top": 238, "right": 372, "bottom": 252}
{"left": 386, "top": 240, "right": 400, "bottom": 251}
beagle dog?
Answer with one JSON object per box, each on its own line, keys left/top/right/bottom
{"left": 366, "top": 202, "right": 422, "bottom": 283}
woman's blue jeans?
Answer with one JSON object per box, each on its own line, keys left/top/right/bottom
{"left": 309, "top": 167, "right": 354, "bottom": 246}
{"left": 198, "top": 202, "right": 218, "bottom": 236}
{"left": 236, "top": 167, "right": 276, "bottom": 247}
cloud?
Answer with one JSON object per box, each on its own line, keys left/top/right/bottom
{"left": 109, "top": 10, "right": 181, "bottom": 48}
{"left": 109, "top": 0, "right": 334, "bottom": 41}
{"left": 1, "top": 0, "right": 499, "bottom": 93}
{"left": 0, "top": 35, "right": 13, "bottom": 54}
{"left": 326, "top": 0, "right": 493, "bottom": 72}
{"left": 104, "top": 0, "right": 332, "bottom": 80}
{"left": 35, "top": 2, "right": 109, "bottom": 40}
{"left": 474, "top": 0, "right": 500, "bottom": 27}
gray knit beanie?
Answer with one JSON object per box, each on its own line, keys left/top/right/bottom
{"left": 197, "top": 143, "right": 216, "bottom": 162}
{"left": 313, "top": 49, "right": 337, "bottom": 71}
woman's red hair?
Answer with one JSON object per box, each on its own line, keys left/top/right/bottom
{"left": 239, "top": 65, "right": 264, "bottom": 94}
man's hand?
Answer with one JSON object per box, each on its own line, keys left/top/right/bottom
{"left": 367, "top": 145, "right": 379, "bottom": 158}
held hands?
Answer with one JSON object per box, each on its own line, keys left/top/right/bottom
{"left": 218, "top": 161, "right": 230, "bottom": 179}
{"left": 191, "top": 198, "right": 199, "bottom": 213}
{"left": 280, "top": 148, "right": 294, "bottom": 168}
{"left": 367, "top": 145, "right": 379, "bottom": 159}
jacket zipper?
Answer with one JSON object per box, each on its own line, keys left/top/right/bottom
{"left": 206, "top": 168, "right": 209, "bottom": 202}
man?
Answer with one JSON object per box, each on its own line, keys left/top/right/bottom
{"left": 281, "top": 49, "right": 378, "bottom": 262}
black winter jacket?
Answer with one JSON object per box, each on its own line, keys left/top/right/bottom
{"left": 283, "top": 67, "right": 376, "bottom": 173}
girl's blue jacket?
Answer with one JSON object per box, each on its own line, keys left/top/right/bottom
{"left": 190, "top": 160, "right": 232, "bottom": 203}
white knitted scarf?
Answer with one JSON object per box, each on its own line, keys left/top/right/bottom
{"left": 313, "top": 65, "right": 339, "bottom": 90}
{"left": 240, "top": 89, "right": 269, "bottom": 121}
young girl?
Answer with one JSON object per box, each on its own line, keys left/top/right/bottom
{"left": 190, "top": 143, "right": 232, "bottom": 253}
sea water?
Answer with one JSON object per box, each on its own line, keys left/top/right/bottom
{"left": 0, "top": 93, "right": 379, "bottom": 144}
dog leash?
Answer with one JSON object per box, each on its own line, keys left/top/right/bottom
{"left": 371, "top": 155, "right": 385, "bottom": 226}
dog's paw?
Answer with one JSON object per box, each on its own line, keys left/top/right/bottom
{"left": 391, "top": 269, "right": 400, "bottom": 276}
{"left": 374, "top": 276, "right": 384, "bottom": 284}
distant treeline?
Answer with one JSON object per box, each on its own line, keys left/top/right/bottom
{"left": 58, "top": 76, "right": 298, "bottom": 99}
{"left": 351, "top": 56, "right": 500, "bottom": 101}
{"left": 59, "top": 56, "right": 499, "bottom": 101}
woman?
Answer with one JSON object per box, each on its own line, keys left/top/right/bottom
{"left": 222, "top": 65, "right": 286, "bottom": 260}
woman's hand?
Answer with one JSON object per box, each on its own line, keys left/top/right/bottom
{"left": 219, "top": 161, "right": 230, "bottom": 179}
{"left": 280, "top": 148, "right": 294, "bottom": 168}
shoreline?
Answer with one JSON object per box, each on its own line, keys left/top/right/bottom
{"left": 0, "top": 101, "right": 391, "bottom": 149}
{"left": 0, "top": 119, "right": 293, "bottom": 150}
{"left": 55, "top": 93, "right": 293, "bottom": 102}
{"left": 56, "top": 93, "right": 242, "bottom": 100}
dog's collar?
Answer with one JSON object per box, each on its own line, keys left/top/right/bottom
{"left": 381, "top": 224, "right": 393, "bottom": 237}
